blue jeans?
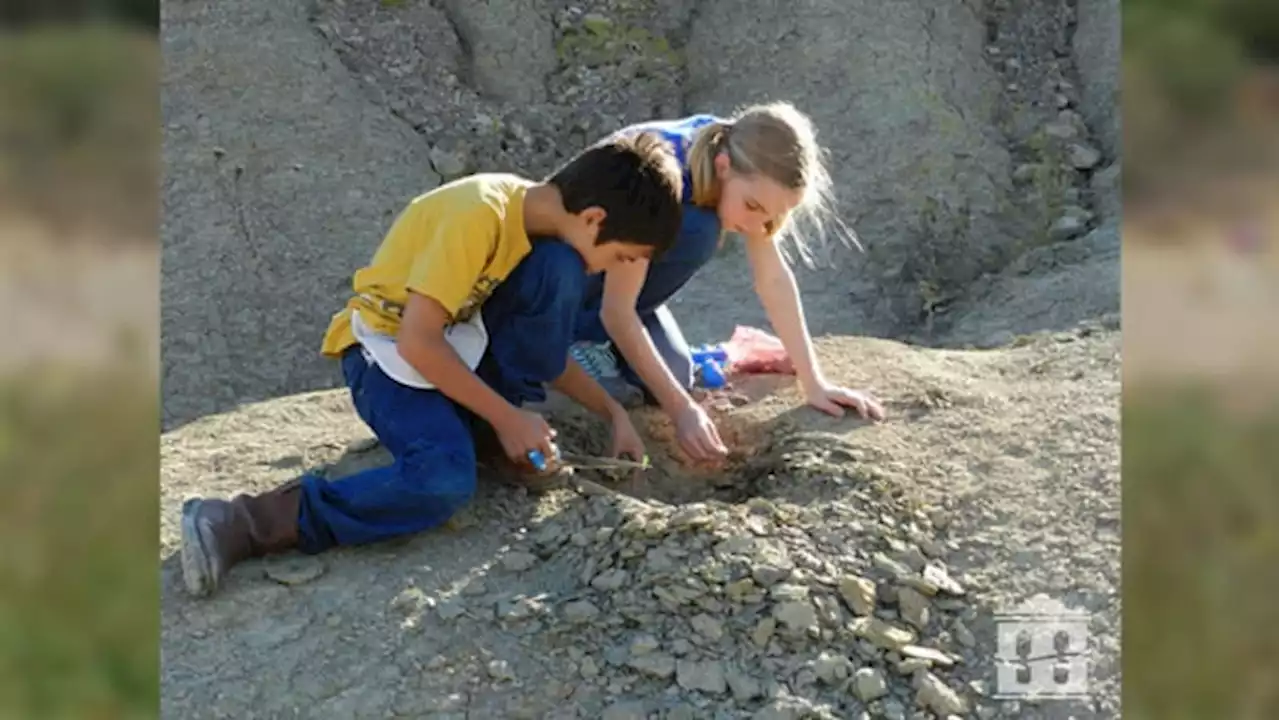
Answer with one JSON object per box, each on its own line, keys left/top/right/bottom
{"left": 575, "top": 206, "right": 721, "bottom": 392}
{"left": 295, "top": 240, "right": 587, "bottom": 553}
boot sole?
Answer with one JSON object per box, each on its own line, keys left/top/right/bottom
{"left": 179, "top": 499, "right": 216, "bottom": 597}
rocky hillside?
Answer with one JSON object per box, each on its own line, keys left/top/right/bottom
{"left": 160, "top": 0, "right": 1119, "bottom": 429}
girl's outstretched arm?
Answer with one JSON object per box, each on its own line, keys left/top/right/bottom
{"left": 600, "top": 262, "right": 729, "bottom": 459}
{"left": 745, "top": 234, "right": 886, "bottom": 421}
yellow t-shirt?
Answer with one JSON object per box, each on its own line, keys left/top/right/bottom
{"left": 320, "top": 173, "right": 535, "bottom": 358}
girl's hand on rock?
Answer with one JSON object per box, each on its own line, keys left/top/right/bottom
{"left": 805, "top": 381, "right": 886, "bottom": 422}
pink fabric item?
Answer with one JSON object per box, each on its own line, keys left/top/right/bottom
{"left": 722, "top": 326, "right": 794, "bottom": 375}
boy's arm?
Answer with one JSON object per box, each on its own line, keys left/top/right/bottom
{"left": 397, "top": 291, "right": 521, "bottom": 429}
{"left": 549, "top": 358, "right": 628, "bottom": 422}
{"left": 549, "top": 359, "right": 647, "bottom": 460}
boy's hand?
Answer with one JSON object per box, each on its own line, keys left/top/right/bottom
{"left": 804, "top": 381, "right": 886, "bottom": 422}
{"left": 494, "top": 408, "right": 557, "bottom": 466}
{"left": 608, "top": 407, "right": 647, "bottom": 462}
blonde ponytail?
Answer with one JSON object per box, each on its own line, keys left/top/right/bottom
{"left": 684, "top": 120, "right": 732, "bottom": 209}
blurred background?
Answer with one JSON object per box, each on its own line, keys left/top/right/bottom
{"left": 0, "top": 0, "right": 1274, "bottom": 717}
{"left": 1119, "top": 2, "right": 1276, "bottom": 718}
{"left": 1, "top": 1, "right": 158, "bottom": 716}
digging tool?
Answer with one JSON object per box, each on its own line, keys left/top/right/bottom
{"left": 527, "top": 446, "right": 650, "bottom": 474}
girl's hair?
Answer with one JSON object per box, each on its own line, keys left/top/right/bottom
{"left": 685, "top": 101, "right": 861, "bottom": 266}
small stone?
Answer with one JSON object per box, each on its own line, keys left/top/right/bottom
{"left": 919, "top": 538, "right": 946, "bottom": 558}
{"left": 579, "top": 656, "right": 599, "bottom": 678}
{"left": 1068, "top": 143, "right": 1103, "bottom": 170}
{"left": 1012, "top": 163, "right": 1042, "bottom": 184}
{"left": 627, "top": 652, "right": 676, "bottom": 679}
{"left": 262, "top": 556, "right": 325, "bottom": 586}
{"left": 812, "top": 651, "right": 850, "bottom": 684}
{"left": 851, "top": 617, "right": 916, "bottom": 650}
{"left": 1051, "top": 212, "right": 1089, "bottom": 241}
{"left": 953, "top": 620, "right": 976, "bottom": 648}
{"left": 665, "top": 704, "right": 697, "bottom": 720}
{"left": 753, "top": 564, "right": 793, "bottom": 587}
{"left": 852, "top": 667, "right": 889, "bottom": 701}
{"left": 436, "top": 597, "right": 466, "bottom": 621}
{"left": 727, "top": 666, "right": 763, "bottom": 701}
{"left": 601, "top": 700, "right": 648, "bottom": 720}
{"left": 501, "top": 551, "right": 538, "bottom": 572}
{"left": 591, "top": 569, "right": 629, "bottom": 591}
{"left": 563, "top": 600, "right": 601, "bottom": 623}
{"left": 773, "top": 601, "right": 818, "bottom": 632}
{"left": 752, "top": 697, "right": 816, "bottom": 720}
{"left": 901, "top": 645, "right": 956, "bottom": 667}
{"left": 1044, "top": 119, "right": 1079, "bottom": 140}
{"left": 872, "top": 553, "right": 912, "bottom": 579}
{"left": 487, "top": 658, "right": 515, "bottom": 681}
{"left": 461, "top": 577, "right": 488, "bottom": 596}
{"left": 629, "top": 633, "right": 660, "bottom": 656}
{"left": 676, "top": 659, "right": 728, "bottom": 694}
{"left": 896, "top": 657, "right": 932, "bottom": 674}
{"left": 429, "top": 145, "right": 469, "bottom": 179}
{"left": 770, "top": 583, "right": 810, "bottom": 602}
{"left": 922, "top": 564, "right": 966, "bottom": 595}
{"left": 497, "top": 594, "right": 546, "bottom": 621}
{"left": 899, "top": 546, "right": 929, "bottom": 571}
{"left": 390, "top": 587, "right": 429, "bottom": 615}
{"left": 838, "top": 575, "right": 878, "bottom": 615}
{"left": 896, "top": 587, "right": 931, "bottom": 630}
{"left": 691, "top": 613, "right": 725, "bottom": 641}
{"left": 882, "top": 698, "right": 908, "bottom": 720}
{"left": 915, "top": 672, "right": 968, "bottom": 715}
{"left": 752, "top": 617, "right": 777, "bottom": 647}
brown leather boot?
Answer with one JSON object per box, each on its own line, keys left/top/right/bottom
{"left": 179, "top": 478, "right": 302, "bottom": 598}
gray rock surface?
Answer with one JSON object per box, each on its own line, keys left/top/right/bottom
{"left": 160, "top": 1, "right": 438, "bottom": 428}
{"left": 161, "top": 0, "right": 1120, "bottom": 427}
{"left": 1072, "top": 0, "right": 1121, "bottom": 159}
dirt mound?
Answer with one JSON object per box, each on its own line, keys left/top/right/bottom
{"left": 160, "top": 331, "right": 1119, "bottom": 719}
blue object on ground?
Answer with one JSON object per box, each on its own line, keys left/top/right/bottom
{"left": 691, "top": 344, "right": 727, "bottom": 389}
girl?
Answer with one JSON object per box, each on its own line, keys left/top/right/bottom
{"left": 571, "top": 102, "right": 886, "bottom": 461}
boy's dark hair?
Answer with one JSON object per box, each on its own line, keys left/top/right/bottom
{"left": 546, "top": 131, "right": 683, "bottom": 258}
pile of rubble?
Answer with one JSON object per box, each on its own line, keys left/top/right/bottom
{"left": 409, "top": 489, "right": 988, "bottom": 719}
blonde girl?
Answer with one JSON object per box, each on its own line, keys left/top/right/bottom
{"left": 572, "top": 101, "right": 886, "bottom": 461}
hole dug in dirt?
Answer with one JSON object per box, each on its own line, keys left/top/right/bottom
{"left": 536, "top": 374, "right": 900, "bottom": 510}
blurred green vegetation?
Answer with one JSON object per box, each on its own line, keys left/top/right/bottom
{"left": 0, "top": 367, "right": 159, "bottom": 717}
{"left": 0, "top": 23, "right": 157, "bottom": 237}
{"left": 1123, "top": 0, "right": 1277, "bottom": 196}
{"left": 1123, "top": 384, "right": 1278, "bottom": 720}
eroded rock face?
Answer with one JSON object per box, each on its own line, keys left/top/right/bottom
{"left": 686, "top": 0, "right": 1014, "bottom": 301}
{"left": 1072, "top": 0, "right": 1121, "bottom": 160}
{"left": 161, "top": 0, "right": 1114, "bottom": 426}
{"left": 160, "top": 1, "right": 439, "bottom": 427}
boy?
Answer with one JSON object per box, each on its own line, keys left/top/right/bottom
{"left": 180, "top": 132, "right": 684, "bottom": 597}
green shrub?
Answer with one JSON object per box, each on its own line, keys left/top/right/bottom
{"left": 1123, "top": 384, "right": 1278, "bottom": 720}
{"left": 0, "top": 366, "right": 159, "bottom": 717}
